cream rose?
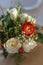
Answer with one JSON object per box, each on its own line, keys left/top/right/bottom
{"left": 8, "top": 8, "right": 18, "bottom": 20}
{"left": 23, "top": 38, "right": 37, "bottom": 53}
{"left": 4, "top": 38, "right": 21, "bottom": 53}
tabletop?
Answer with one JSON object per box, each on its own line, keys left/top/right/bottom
{"left": 0, "top": 43, "right": 43, "bottom": 65}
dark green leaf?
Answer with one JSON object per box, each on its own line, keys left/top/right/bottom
{"left": 3, "top": 49, "right": 8, "bottom": 58}
{"left": 36, "top": 32, "right": 43, "bottom": 44}
{"left": 35, "top": 26, "right": 39, "bottom": 30}
{"left": 0, "top": 39, "right": 2, "bottom": 45}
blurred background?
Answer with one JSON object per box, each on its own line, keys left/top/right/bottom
{"left": 0, "top": 0, "right": 43, "bottom": 26}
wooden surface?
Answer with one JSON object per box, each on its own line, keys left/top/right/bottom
{"left": 0, "top": 43, "right": 43, "bottom": 65}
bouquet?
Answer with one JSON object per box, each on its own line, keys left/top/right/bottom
{"left": 0, "top": 5, "right": 43, "bottom": 65}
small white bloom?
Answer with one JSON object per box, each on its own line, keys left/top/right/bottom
{"left": 31, "top": 18, "right": 36, "bottom": 24}
{"left": 22, "top": 13, "right": 29, "bottom": 18}
{"left": 21, "top": 13, "right": 29, "bottom": 22}
{"left": 27, "top": 16, "right": 36, "bottom": 24}
{"left": 23, "top": 38, "right": 37, "bottom": 53}
{"left": 27, "top": 16, "right": 32, "bottom": 21}
{"left": 8, "top": 8, "right": 18, "bottom": 20}
{"left": 4, "top": 38, "right": 21, "bottom": 53}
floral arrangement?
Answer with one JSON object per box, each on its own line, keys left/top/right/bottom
{"left": 0, "top": 5, "right": 43, "bottom": 65}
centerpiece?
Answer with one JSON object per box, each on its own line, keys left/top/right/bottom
{"left": 0, "top": 4, "right": 43, "bottom": 65}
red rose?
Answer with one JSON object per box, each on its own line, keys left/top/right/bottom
{"left": 22, "top": 22, "right": 35, "bottom": 36}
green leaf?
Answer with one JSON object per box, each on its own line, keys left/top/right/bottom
{"left": 17, "top": 3, "right": 22, "bottom": 14}
{"left": 35, "top": 26, "right": 39, "bottom": 30}
{"left": 8, "top": 28, "right": 15, "bottom": 38}
{"left": 3, "top": 49, "right": 8, "bottom": 58}
{"left": 36, "top": 32, "right": 43, "bottom": 44}
{"left": 0, "top": 39, "right": 2, "bottom": 45}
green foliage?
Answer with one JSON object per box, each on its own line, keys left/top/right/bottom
{"left": 0, "top": 39, "right": 2, "bottom": 45}
{"left": 3, "top": 49, "right": 8, "bottom": 58}
{"left": 17, "top": 0, "right": 22, "bottom": 14}
{"left": 35, "top": 26, "right": 39, "bottom": 30}
{"left": 36, "top": 32, "right": 43, "bottom": 44}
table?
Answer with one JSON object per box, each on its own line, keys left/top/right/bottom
{"left": 0, "top": 43, "right": 43, "bottom": 65}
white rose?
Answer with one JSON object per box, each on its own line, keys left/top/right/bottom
{"left": 8, "top": 8, "right": 18, "bottom": 20}
{"left": 21, "top": 13, "right": 29, "bottom": 22}
{"left": 4, "top": 38, "right": 21, "bottom": 53}
{"left": 23, "top": 38, "right": 37, "bottom": 53}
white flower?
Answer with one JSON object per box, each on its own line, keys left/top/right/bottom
{"left": 8, "top": 8, "right": 18, "bottom": 20}
{"left": 22, "top": 13, "right": 29, "bottom": 18}
{"left": 20, "top": 13, "right": 36, "bottom": 24}
{"left": 31, "top": 18, "right": 36, "bottom": 24}
{"left": 27, "top": 16, "right": 36, "bottom": 24}
{"left": 20, "top": 13, "right": 29, "bottom": 22}
{"left": 23, "top": 38, "right": 37, "bottom": 53}
{"left": 4, "top": 38, "right": 21, "bottom": 53}
{"left": 27, "top": 16, "right": 32, "bottom": 21}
